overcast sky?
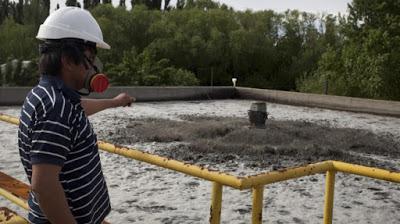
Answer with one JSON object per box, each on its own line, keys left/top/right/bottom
{"left": 51, "top": 0, "right": 351, "bottom": 15}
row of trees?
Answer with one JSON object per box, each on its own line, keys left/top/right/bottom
{"left": 299, "top": 0, "right": 400, "bottom": 99}
{"left": 91, "top": 3, "right": 341, "bottom": 90}
{"left": 0, "top": 0, "right": 399, "bottom": 100}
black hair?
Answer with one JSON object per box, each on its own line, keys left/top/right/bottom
{"left": 38, "top": 39, "right": 96, "bottom": 76}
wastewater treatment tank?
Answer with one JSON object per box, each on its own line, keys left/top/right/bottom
{"left": 1, "top": 99, "right": 400, "bottom": 223}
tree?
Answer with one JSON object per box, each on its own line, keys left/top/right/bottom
{"left": 131, "top": 0, "right": 163, "bottom": 10}
{"left": 14, "top": 0, "right": 24, "bottom": 24}
{"left": 43, "top": 0, "right": 50, "bottom": 13}
{"left": 76, "top": 0, "right": 96, "bottom": 8}
{"left": 92, "top": 0, "right": 101, "bottom": 7}
{"left": 22, "top": 0, "right": 50, "bottom": 28}
{"left": 119, "top": 0, "right": 126, "bottom": 8}
{"left": 17, "top": 60, "right": 38, "bottom": 86}
{"left": 1, "top": 0, "right": 399, "bottom": 97}
{"left": 83, "top": 0, "right": 91, "bottom": 9}
{"left": 164, "top": 0, "right": 171, "bottom": 10}
{"left": 107, "top": 48, "right": 199, "bottom": 86}
{"left": 0, "top": 0, "right": 10, "bottom": 25}
{"left": 0, "top": 18, "right": 36, "bottom": 63}
{"left": 176, "top": 0, "right": 185, "bottom": 9}
{"left": 65, "top": 0, "right": 78, "bottom": 7}
{"left": 299, "top": 0, "right": 400, "bottom": 100}
{"left": 185, "top": 0, "right": 219, "bottom": 10}
{"left": 337, "top": 0, "right": 399, "bottom": 99}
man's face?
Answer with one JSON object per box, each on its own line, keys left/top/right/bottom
{"left": 68, "top": 49, "right": 96, "bottom": 90}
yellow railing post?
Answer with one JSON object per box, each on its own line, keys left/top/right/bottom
{"left": 323, "top": 170, "right": 336, "bottom": 224}
{"left": 252, "top": 185, "right": 264, "bottom": 224}
{"left": 209, "top": 182, "right": 223, "bottom": 224}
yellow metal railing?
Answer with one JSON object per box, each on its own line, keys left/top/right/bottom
{"left": 0, "top": 188, "right": 28, "bottom": 211}
{"left": 0, "top": 167, "right": 29, "bottom": 224}
{"left": 0, "top": 207, "right": 28, "bottom": 224}
{"left": 1, "top": 113, "right": 400, "bottom": 224}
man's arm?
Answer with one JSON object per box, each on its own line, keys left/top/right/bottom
{"left": 31, "top": 164, "right": 76, "bottom": 224}
{"left": 81, "top": 93, "right": 135, "bottom": 116}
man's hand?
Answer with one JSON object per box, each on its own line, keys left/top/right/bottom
{"left": 113, "top": 93, "right": 135, "bottom": 107}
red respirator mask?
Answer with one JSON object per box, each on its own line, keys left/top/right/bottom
{"left": 79, "top": 56, "right": 109, "bottom": 95}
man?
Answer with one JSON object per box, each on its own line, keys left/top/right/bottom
{"left": 18, "top": 7, "right": 134, "bottom": 224}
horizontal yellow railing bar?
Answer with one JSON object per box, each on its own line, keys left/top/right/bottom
{"left": 98, "top": 141, "right": 243, "bottom": 189}
{"left": 0, "top": 188, "right": 28, "bottom": 210}
{"left": 332, "top": 161, "right": 400, "bottom": 183}
{"left": 0, "top": 171, "right": 29, "bottom": 211}
{"left": 241, "top": 161, "right": 334, "bottom": 188}
{"left": 0, "top": 113, "right": 19, "bottom": 125}
{"left": 0, "top": 172, "right": 29, "bottom": 201}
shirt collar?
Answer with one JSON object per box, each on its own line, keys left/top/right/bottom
{"left": 39, "top": 75, "right": 81, "bottom": 103}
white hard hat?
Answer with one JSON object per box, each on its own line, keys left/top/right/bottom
{"left": 36, "top": 7, "right": 110, "bottom": 49}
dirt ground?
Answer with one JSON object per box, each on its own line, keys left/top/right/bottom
{"left": 98, "top": 115, "right": 400, "bottom": 173}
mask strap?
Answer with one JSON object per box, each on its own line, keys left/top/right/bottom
{"left": 83, "top": 54, "right": 101, "bottom": 72}
{"left": 83, "top": 71, "right": 93, "bottom": 92}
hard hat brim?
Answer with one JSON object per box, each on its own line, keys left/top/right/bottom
{"left": 36, "top": 21, "right": 111, "bottom": 50}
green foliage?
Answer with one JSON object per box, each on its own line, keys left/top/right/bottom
{"left": 298, "top": 0, "right": 400, "bottom": 100}
{"left": 119, "top": 0, "right": 126, "bottom": 8}
{"left": 107, "top": 48, "right": 199, "bottom": 86}
{"left": 22, "top": 0, "right": 50, "bottom": 28}
{"left": 83, "top": 0, "right": 90, "bottom": 9}
{"left": 4, "top": 60, "right": 13, "bottom": 85}
{"left": 185, "top": 0, "right": 220, "bottom": 10}
{"left": 17, "top": 61, "right": 38, "bottom": 86}
{"left": 0, "top": 0, "right": 399, "bottom": 100}
{"left": 0, "top": 1, "right": 341, "bottom": 89}
{"left": 298, "top": 47, "right": 344, "bottom": 94}
{"left": 65, "top": 0, "right": 78, "bottom": 7}
{"left": 0, "top": 18, "right": 36, "bottom": 62}
{"left": 131, "top": 0, "right": 163, "bottom": 10}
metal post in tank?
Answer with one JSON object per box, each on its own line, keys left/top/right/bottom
{"left": 248, "top": 102, "right": 268, "bottom": 128}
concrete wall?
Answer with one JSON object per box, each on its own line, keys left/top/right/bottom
{"left": 0, "top": 87, "right": 31, "bottom": 106}
{"left": 236, "top": 87, "right": 400, "bottom": 117}
{"left": 90, "top": 86, "right": 235, "bottom": 101}
{"left": 2, "top": 86, "right": 400, "bottom": 118}
{"left": 0, "top": 86, "right": 235, "bottom": 106}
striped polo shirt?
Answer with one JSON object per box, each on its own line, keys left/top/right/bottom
{"left": 18, "top": 75, "right": 111, "bottom": 224}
